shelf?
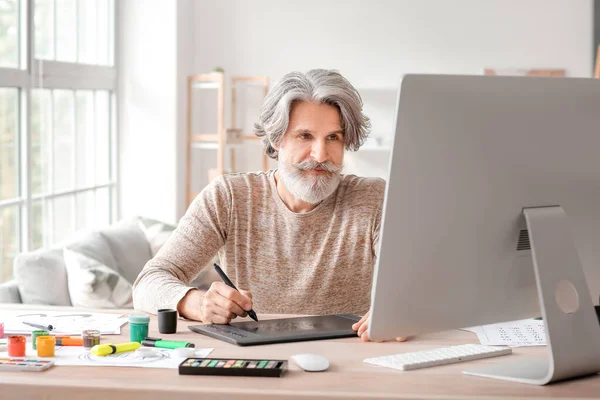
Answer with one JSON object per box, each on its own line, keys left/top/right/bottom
{"left": 190, "top": 142, "right": 389, "bottom": 152}
{"left": 191, "top": 142, "right": 247, "bottom": 150}
{"left": 187, "top": 72, "right": 270, "bottom": 204}
{"left": 192, "top": 134, "right": 219, "bottom": 142}
{"left": 191, "top": 133, "right": 262, "bottom": 142}
{"left": 232, "top": 76, "right": 269, "bottom": 85}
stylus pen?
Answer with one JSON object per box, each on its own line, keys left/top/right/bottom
{"left": 213, "top": 263, "right": 259, "bottom": 322}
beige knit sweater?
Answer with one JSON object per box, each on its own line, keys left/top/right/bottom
{"left": 132, "top": 170, "right": 385, "bottom": 316}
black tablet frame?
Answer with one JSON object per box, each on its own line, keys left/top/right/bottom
{"left": 188, "top": 314, "right": 361, "bottom": 346}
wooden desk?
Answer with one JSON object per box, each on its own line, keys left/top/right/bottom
{"left": 1, "top": 305, "right": 599, "bottom": 400}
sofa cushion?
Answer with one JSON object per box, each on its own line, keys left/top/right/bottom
{"left": 13, "top": 247, "right": 72, "bottom": 306}
{"left": 136, "top": 217, "right": 220, "bottom": 289}
{"left": 0, "top": 279, "right": 23, "bottom": 303}
{"left": 64, "top": 230, "right": 118, "bottom": 272}
{"left": 11, "top": 217, "right": 167, "bottom": 307}
{"left": 137, "top": 217, "right": 176, "bottom": 257}
{"left": 63, "top": 248, "right": 133, "bottom": 308}
{"left": 100, "top": 218, "right": 152, "bottom": 285}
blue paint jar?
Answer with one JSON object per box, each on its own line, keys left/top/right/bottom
{"left": 128, "top": 314, "right": 150, "bottom": 343}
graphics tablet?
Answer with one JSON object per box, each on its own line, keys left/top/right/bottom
{"left": 188, "top": 314, "right": 361, "bottom": 346}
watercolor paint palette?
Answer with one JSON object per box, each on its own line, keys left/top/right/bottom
{"left": 0, "top": 358, "right": 55, "bottom": 372}
{"left": 179, "top": 357, "right": 287, "bottom": 377}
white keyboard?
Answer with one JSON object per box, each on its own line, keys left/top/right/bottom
{"left": 363, "top": 344, "right": 512, "bottom": 371}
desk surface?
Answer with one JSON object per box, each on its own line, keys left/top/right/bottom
{"left": 1, "top": 304, "right": 599, "bottom": 400}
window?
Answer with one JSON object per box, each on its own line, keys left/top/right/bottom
{"left": 0, "top": 0, "right": 116, "bottom": 282}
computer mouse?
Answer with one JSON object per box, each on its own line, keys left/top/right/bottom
{"left": 290, "top": 353, "right": 330, "bottom": 372}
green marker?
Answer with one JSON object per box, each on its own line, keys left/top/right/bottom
{"left": 141, "top": 337, "right": 195, "bottom": 349}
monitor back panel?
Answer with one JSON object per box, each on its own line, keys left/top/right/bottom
{"left": 370, "top": 74, "right": 600, "bottom": 340}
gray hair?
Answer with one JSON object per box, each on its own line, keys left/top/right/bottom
{"left": 253, "top": 69, "right": 371, "bottom": 160}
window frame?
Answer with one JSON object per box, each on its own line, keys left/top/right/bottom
{"left": 0, "top": 0, "right": 118, "bottom": 269}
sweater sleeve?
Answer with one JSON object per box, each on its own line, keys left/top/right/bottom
{"left": 132, "top": 176, "right": 231, "bottom": 313}
{"left": 371, "top": 179, "right": 386, "bottom": 259}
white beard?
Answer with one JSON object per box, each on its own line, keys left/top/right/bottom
{"left": 278, "top": 152, "right": 343, "bottom": 205}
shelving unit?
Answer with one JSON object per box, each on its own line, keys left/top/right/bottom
{"left": 186, "top": 72, "right": 225, "bottom": 205}
{"left": 230, "top": 76, "right": 270, "bottom": 172}
{"left": 186, "top": 72, "right": 270, "bottom": 205}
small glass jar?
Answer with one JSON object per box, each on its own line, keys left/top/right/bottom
{"left": 8, "top": 335, "right": 26, "bottom": 357}
{"left": 82, "top": 329, "right": 101, "bottom": 348}
{"left": 31, "top": 330, "right": 49, "bottom": 350}
{"left": 36, "top": 336, "right": 56, "bottom": 357}
{"left": 129, "top": 314, "right": 150, "bottom": 343}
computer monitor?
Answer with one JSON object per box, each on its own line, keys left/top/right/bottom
{"left": 368, "top": 74, "right": 600, "bottom": 385}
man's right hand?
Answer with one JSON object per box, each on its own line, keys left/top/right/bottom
{"left": 178, "top": 282, "right": 253, "bottom": 324}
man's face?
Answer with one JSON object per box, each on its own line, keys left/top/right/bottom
{"left": 276, "top": 101, "right": 345, "bottom": 205}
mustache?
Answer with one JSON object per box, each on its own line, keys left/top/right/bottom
{"left": 295, "top": 158, "right": 343, "bottom": 173}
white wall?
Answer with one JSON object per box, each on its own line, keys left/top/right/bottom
{"left": 176, "top": 0, "right": 197, "bottom": 220}
{"left": 119, "top": 0, "right": 594, "bottom": 222}
{"left": 194, "top": 0, "right": 593, "bottom": 81}
{"left": 118, "top": 0, "right": 193, "bottom": 224}
{"left": 189, "top": 0, "right": 593, "bottom": 192}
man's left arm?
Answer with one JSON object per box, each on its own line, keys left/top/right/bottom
{"left": 372, "top": 184, "right": 384, "bottom": 260}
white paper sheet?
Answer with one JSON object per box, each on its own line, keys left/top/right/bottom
{"left": 0, "top": 346, "right": 213, "bottom": 369}
{"left": 463, "top": 319, "right": 546, "bottom": 347}
{"left": 1, "top": 311, "right": 128, "bottom": 335}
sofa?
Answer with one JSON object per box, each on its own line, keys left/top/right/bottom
{"left": 0, "top": 216, "right": 218, "bottom": 307}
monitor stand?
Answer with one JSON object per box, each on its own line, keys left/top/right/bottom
{"left": 463, "top": 206, "right": 600, "bottom": 385}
